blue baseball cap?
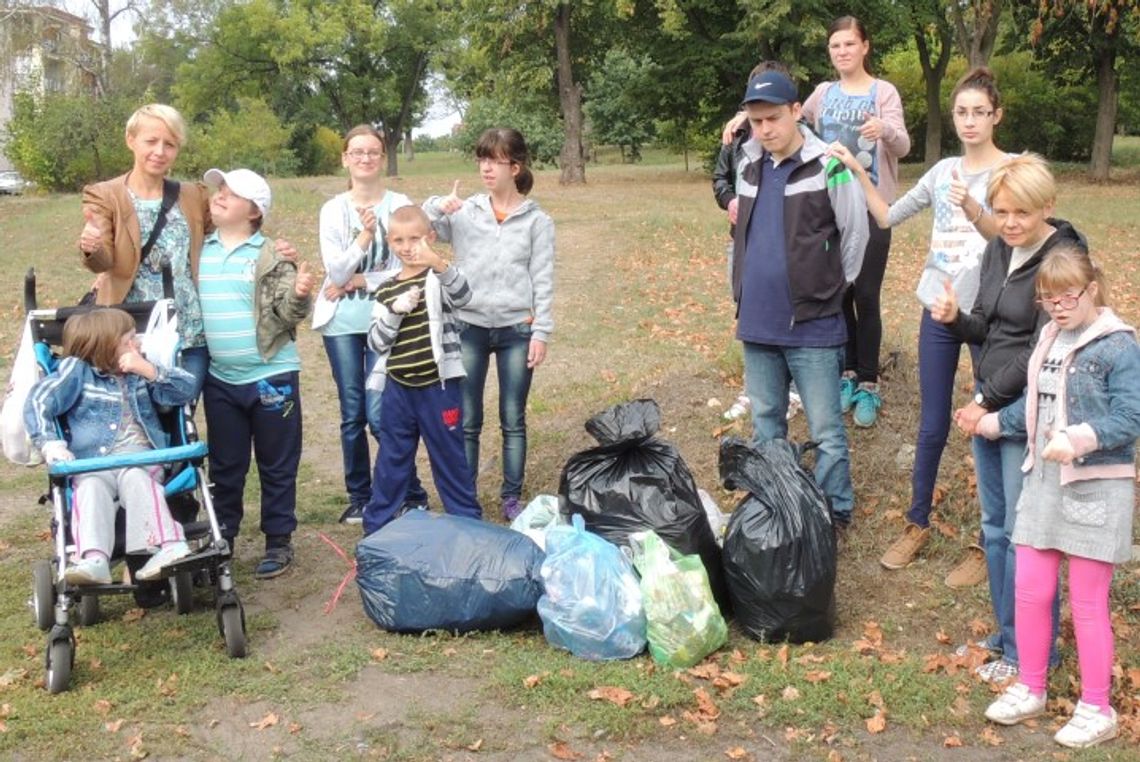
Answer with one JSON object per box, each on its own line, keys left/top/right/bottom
{"left": 741, "top": 71, "right": 798, "bottom": 106}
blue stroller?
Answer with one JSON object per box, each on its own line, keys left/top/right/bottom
{"left": 23, "top": 269, "right": 247, "bottom": 693}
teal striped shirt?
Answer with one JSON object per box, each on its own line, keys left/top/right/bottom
{"left": 198, "top": 231, "right": 300, "bottom": 384}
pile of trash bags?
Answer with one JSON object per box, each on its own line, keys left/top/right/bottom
{"left": 354, "top": 400, "right": 838, "bottom": 661}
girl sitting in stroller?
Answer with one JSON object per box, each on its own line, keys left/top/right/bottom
{"left": 25, "top": 308, "right": 197, "bottom": 585}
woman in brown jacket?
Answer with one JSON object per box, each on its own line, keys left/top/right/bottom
{"left": 78, "top": 103, "right": 213, "bottom": 395}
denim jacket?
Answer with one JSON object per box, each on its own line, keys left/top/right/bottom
{"left": 991, "top": 309, "right": 1140, "bottom": 484}
{"left": 24, "top": 357, "right": 197, "bottom": 459}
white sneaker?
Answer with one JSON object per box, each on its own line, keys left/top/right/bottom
{"left": 976, "top": 658, "right": 1019, "bottom": 683}
{"left": 1054, "top": 701, "right": 1118, "bottom": 748}
{"left": 723, "top": 395, "right": 751, "bottom": 421}
{"left": 65, "top": 555, "right": 112, "bottom": 586}
{"left": 136, "top": 541, "right": 191, "bottom": 581}
{"left": 984, "top": 682, "right": 1047, "bottom": 725}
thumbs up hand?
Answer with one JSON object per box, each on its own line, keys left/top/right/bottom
{"left": 930, "top": 279, "right": 959, "bottom": 324}
{"left": 391, "top": 285, "right": 422, "bottom": 314}
{"left": 79, "top": 207, "right": 107, "bottom": 254}
{"left": 439, "top": 179, "right": 463, "bottom": 214}
{"left": 857, "top": 111, "right": 883, "bottom": 142}
{"left": 948, "top": 167, "right": 969, "bottom": 208}
{"left": 294, "top": 260, "right": 317, "bottom": 298}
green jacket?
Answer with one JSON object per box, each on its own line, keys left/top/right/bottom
{"left": 254, "top": 239, "right": 313, "bottom": 361}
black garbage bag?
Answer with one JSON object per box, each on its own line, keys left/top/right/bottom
{"left": 559, "top": 399, "right": 728, "bottom": 610}
{"left": 719, "top": 437, "right": 837, "bottom": 643}
{"left": 356, "top": 511, "right": 545, "bottom": 633}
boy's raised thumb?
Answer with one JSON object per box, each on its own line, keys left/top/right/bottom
{"left": 450, "top": 179, "right": 460, "bottom": 197}
{"left": 951, "top": 168, "right": 960, "bottom": 182}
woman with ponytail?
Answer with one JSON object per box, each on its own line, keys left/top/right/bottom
{"left": 423, "top": 128, "right": 555, "bottom": 521}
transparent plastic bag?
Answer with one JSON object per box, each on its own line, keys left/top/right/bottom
{"left": 537, "top": 514, "right": 646, "bottom": 660}
{"left": 630, "top": 530, "right": 727, "bottom": 668}
{"left": 508, "top": 494, "right": 566, "bottom": 551}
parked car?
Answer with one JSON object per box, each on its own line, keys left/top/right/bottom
{"left": 0, "top": 171, "right": 29, "bottom": 195}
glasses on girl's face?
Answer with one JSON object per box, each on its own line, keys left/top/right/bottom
{"left": 346, "top": 150, "right": 383, "bottom": 160}
{"left": 952, "top": 109, "right": 994, "bottom": 121}
{"left": 1036, "top": 288, "right": 1086, "bottom": 310}
{"left": 476, "top": 157, "right": 512, "bottom": 167}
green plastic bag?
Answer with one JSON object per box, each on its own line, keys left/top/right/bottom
{"left": 630, "top": 530, "right": 728, "bottom": 668}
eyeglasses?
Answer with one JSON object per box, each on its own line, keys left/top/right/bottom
{"left": 475, "top": 157, "right": 513, "bottom": 167}
{"left": 1036, "top": 288, "right": 1086, "bottom": 310}
{"left": 952, "top": 109, "right": 994, "bottom": 121}
{"left": 346, "top": 150, "right": 383, "bottom": 160}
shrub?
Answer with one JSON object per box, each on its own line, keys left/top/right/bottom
{"left": 309, "top": 125, "right": 344, "bottom": 176}
{"left": 457, "top": 96, "right": 564, "bottom": 167}
{"left": 179, "top": 97, "right": 298, "bottom": 177}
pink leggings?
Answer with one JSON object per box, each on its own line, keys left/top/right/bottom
{"left": 1015, "top": 545, "right": 1115, "bottom": 708}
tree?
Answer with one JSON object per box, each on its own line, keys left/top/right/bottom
{"left": 1025, "top": 0, "right": 1139, "bottom": 181}
{"left": 910, "top": 1, "right": 955, "bottom": 165}
{"left": 584, "top": 48, "right": 657, "bottom": 162}
{"left": 950, "top": 0, "right": 1005, "bottom": 67}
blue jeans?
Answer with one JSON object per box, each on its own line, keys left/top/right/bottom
{"left": 907, "top": 311, "right": 980, "bottom": 527}
{"left": 181, "top": 345, "right": 210, "bottom": 403}
{"left": 323, "top": 333, "right": 382, "bottom": 504}
{"left": 459, "top": 322, "right": 534, "bottom": 500}
{"left": 743, "top": 342, "right": 854, "bottom": 521}
{"left": 973, "top": 433, "right": 1059, "bottom": 666}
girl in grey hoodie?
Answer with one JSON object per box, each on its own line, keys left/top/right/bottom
{"left": 423, "top": 128, "right": 555, "bottom": 521}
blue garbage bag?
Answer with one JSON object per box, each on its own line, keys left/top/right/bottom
{"left": 356, "top": 511, "right": 545, "bottom": 633}
{"left": 537, "top": 514, "right": 646, "bottom": 660}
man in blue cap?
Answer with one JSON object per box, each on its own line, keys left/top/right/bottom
{"left": 730, "top": 68, "right": 869, "bottom": 530}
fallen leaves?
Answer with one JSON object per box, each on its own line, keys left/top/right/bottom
{"left": 586, "top": 686, "right": 634, "bottom": 707}
{"left": 943, "top": 734, "right": 963, "bottom": 747}
{"left": 524, "top": 672, "right": 548, "bottom": 688}
{"left": 865, "top": 710, "right": 887, "bottom": 735}
{"left": 370, "top": 648, "right": 389, "bottom": 661}
{"left": 804, "top": 670, "right": 832, "bottom": 684}
{"left": 0, "top": 668, "right": 27, "bottom": 688}
{"left": 249, "top": 712, "right": 278, "bottom": 730}
{"left": 549, "top": 741, "right": 581, "bottom": 760}
{"left": 781, "top": 686, "right": 801, "bottom": 701}
{"left": 680, "top": 687, "right": 721, "bottom": 735}
{"left": 724, "top": 747, "right": 750, "bottom": 760}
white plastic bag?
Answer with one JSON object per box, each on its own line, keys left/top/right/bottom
{"left": 139, "top": 299, "right": 179, "bottom": 370}
{"left": 508, "top": 494, "right": 566, "bottom": 550}
{"left": 698, "top": 488, "right": 729, "bottom": 547}
{"left": 2, "top": 316, "right": 43, "bottom": 466}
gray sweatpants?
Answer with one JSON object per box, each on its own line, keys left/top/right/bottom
{"left": 71, "top": 465, "right": 184, "bottom": 558}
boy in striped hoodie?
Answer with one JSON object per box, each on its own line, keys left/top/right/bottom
{"left": 362, "top": 205, "right": 482, "bottom": 536}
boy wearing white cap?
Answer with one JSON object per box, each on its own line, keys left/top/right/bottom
{"left": 198, "top": 168, "right": 316, "bottom": 578}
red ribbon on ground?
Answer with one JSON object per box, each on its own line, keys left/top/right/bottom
{"left": 318, "top": 531, "right": 357, "bottom": 614}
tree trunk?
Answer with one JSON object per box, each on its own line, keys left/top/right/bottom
{"left": 915, "top": 21, "right": 953, "bottom": 167}
{"left": 951, "top": 0, "right": 1003, "bottom": 68}
{"left": 1088, "top": 40, "right": 1117, "bottom": 182}
{"left": 554, "top": 2, "right": 586, "bottom": 185}
{"left": 404, "top": 128, "right": 414, "bottom": 162}
{"left": 384, "top": 126, "right": 401, "bottom": 177}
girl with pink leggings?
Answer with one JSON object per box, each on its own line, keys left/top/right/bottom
{"left": 975, "top": 248, "right": 1140, "bottom": 749}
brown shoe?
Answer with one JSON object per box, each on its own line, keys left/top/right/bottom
{"left": 945, "top": 544, "right": 988, "bottom": 588}
{"left": 880, "top": 523, "right": 931, "bottom": 569}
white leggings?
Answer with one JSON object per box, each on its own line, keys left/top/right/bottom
{"left": 71, "top": 466, "right": 184, "bottom": 558}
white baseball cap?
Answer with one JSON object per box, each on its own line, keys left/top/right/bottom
{"left": 203, "top": 168, "right": 272, "bottom": 215}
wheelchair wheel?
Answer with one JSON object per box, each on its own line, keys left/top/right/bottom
{"left": 218, "top": 603, "right": 247, "bottom": 659}
{"left": 45, "top": 636, "right": 73, "bottom": 694}
{"left": 76, "top": 594, "right": 100, "bottom": 627}
{"left": 170, "top": 570, "right": 194, "bottom": 615}
{"left": 32, "top": 560, "right": 54, "bottom": 631}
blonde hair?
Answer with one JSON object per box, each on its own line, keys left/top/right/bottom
{"left": 62, "top": 308, "right": 135, "bottom": 374}
{"left": 388, "top": 204, "right": 431, "bottom": 233}
{"left": 125, "top": 104, "right": 187, "bottom": 147}
{"left": 1037, "top": 246, "right": 1107, "bottom": 307}
{"left": 986, "top": 152, "right": 1055, "bottom": 210}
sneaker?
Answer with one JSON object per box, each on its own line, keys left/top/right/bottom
{"left": 945, "top": 544, "right": 988, "bottom": 588}
{"left": 501, "top": 496, "right": 523, "bottom": 522}
{"left": 339, "top": 502, "right": 365, "bottom": 525}
{"left": 65, "top": 555, "right": 112, "bottom": 586}
{"left": 1054, "top": 701, "right": 1118, "bottom": 749}
{"left": 786, "top": 389, "right": 802, "bottom": 421}
{"left": 254, "top": 543, "right": 293, "bottom": 580}
{"left": 839, "top": 375, "right": 857, "bottom": 413}
{"left": 851, "top": 384, "right": 882, "bottom": 428}
{"left": 880, "top": 523, "right": 931, "bottom": 569}
{"left": 723, "top": 394, "right": 751, "bottom": 421}
{"left": 954, "top": 633, "right": 1002, "bottom": 658}
{"left": 976, "top": 658, "right": 1019, "bottom": 683}
{"left": 984, "top": 682, "right": 1047, "bottom": 725}
{"left": 136, "top": 541, "right": 191, "bottom": 582}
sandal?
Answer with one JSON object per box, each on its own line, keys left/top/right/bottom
{"left": 254, "top": 545, "right": 293, "bottom": 579}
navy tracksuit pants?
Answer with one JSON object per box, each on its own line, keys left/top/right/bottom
{"left": 203, "top": 371, "right": 301, "bottom": 542}
{"left": 362, "top": 378, "right": 481, "bottom": 536}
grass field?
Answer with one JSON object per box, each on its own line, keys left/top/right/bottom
{"left": 0, "top": 145, "right": 1138, "bottom": 761}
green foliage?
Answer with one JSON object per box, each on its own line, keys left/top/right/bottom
{"left": 309, "top": 125, "right": 345, "bottom": 176}
{"left": 2, "top": 90, "right": 133, "bottom": 191}
{"left": 457, "top": 96, "right": 565, "bottom": 167}
{"left": 178, "top": 97, "right": 299, "bottom": 177}
{"left": 584, "top": 48, "right": 658, "bottom": 162}
{"left": 882, "top": 47, "right": 1096, "bottom": 162}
